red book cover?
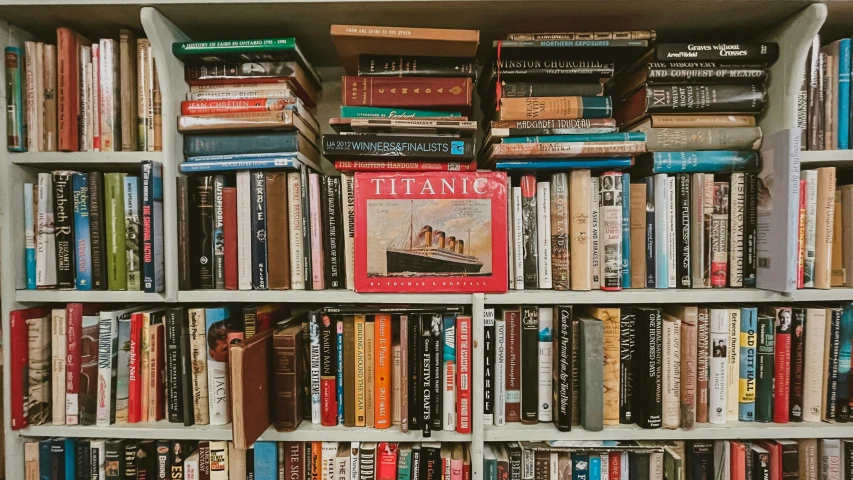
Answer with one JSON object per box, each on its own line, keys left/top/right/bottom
{"left": 608, "top": 452, "right": 620, "bottom": 480}
{"left": 456, "top": 315, "right": 472, "bottom": 433}
{"left": 797, "top": 179, "right": 806, "bottom": 289}
{"left": 65, "top": 303, "right": 85, "bottom": 426}
{"left": 773, "top": 307, "right": 792, "bottom": 423}
{"left": 181, "top": 97, "right": 299, "bottom": 115}
{"left": 150, "top": 323, "right": 166, "bottom": 421}
{"left": 504, "top": 309, "right": 521, "bottom": 423}
{"left": 10, "top": 307, "right": 50, "bottom": 430}
{"left": 320, "top": 313, "right": 338, "bottom": 426}
{"left": 756, "top": 440, "right": 782, "bottom": 480}
{"left": 341, "top": 76, "right": 472, "bottom": 108}
{"left": 353, "top": 172, "right": 508, "bottom": 293}
{"left": 376, "top": 443, "right": 399, "bottom": 480}
{"left": 285, "top": 443, "right": 305, "bottom": 480}
{"left": 128, "top": 312, "right": 143, "bottom": 423}
{"left": 730, "top": 441, "right": 747, "bottom": 480}
{"left": 57, "top": 28, "right": 90, "bottom": 151}
{"left": 334, "top": 159, "right": 477, "bottom": 173}
{"left": 222, "top": 187, "right": 238, "bottom": 290}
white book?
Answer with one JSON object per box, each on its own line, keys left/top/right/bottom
{"left": 600, "top": 453, "right": 609, "bottom": 480}
{"left": 96, "top": 306, "right": 136, "bottom": 426}
{"left": 512, "top": 187, "right": 525, "bottom": 290}
{"left": 537, "top": 181, "right": 553, "bottom": 289}
{"left": 507, "top": 176, "right": 515, "bottom": 289}
{"left": 52, "top": 308, "right": 67, "bottom": 425}
{"left": 36, "top": 42, "right": 45, "bottom": 150}
{"left": 538, "top": 307, "right": 553, "bottom": 422}
{"left": 236, "top": 171, "right": 253, "bottom": 290}
{"left": 714, "top": 441, "right": 731, "bottom": 480}
{"left": 322, "top": 442, "right": 338, "bottom": 480}
{"left": 188, "top": 308, "right": 210, "bottom": 425}
{"left": 709, "top": 308, "right": 728, "bottom": 424}
{"left": 24, "top": 41, "right": 38, "bottom": 151}
{"left": 311, "top": 314, "right": 321, "bottom": 424}
{"left": 287, "top": 171, "right": 306, "bottom": 290}
{"left": 620, "top": 452, "right": 628, "bottom": 480}
{"left": 820, "top": 439, "right": 841, "bottom": 480}
{"left": 443, "top": 317, "right": 457, "bottom": 431}
{"left": 483, "top": 308, "right": 495, "bottom": 426}
{"left": 803, "top": 308, "right": 827, "bottom": 421}
{"left": 83, "top": 48, "right": 93, "bottom": 151}
{"left": 649, "top": 452, "right": 664, "bottom": 479}
{"left": 590, "top": 178, "right": 601, "bottom": 289}
{"left": 729, "top": 173, "right": 745, "bottom": 287}
{"left": 654, "top": 174, "right": 670, "bottom": 288}
{"left": 341, "top": 173, "right": 356, "bottom": 289}
{"left": 803, "top": 169, "right": 818, "bottom": 287}
{"left": 36, "top": 173, "right": 57, "bottom": 287}
{"left": 599, "top": 172, "right": 622, "bottom": 290}
{"left": 349, "top": 442, "right": 360, "bottom": 480}
{"left": 726, "top": 308, "right": 741, "bottom": 420}
{"left": 184, "top": 451, "right": 200, "bottom": 479}
{"left": 549, "top": 452, "right": 559, "bottom": 480}
{"left": 90, "top": 439, "right": 106, "bottom": 479}
{"left": 336, "top": 446, "right": 350, "bottom": 480}
{"left": 494, "top": 315, "right": 507, "bottom": 426}
{"left": 661, "top": 313, "right": 681, "bottom": 429}
{"left": 667, "top": 176, "right": 677, "bottom": 288}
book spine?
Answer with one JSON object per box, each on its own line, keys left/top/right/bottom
{"left": 789, "top": 309, "right": 806, "bottom": 422}
{"left": 205, "top": 310, "right": 230, "bottom": 426}
{"left": 37, "top": 173, "right": 57, "bottom": 287}
{"left": 661, "top": 314, "right": 681, "bottom": 429}
{"left": 320, "top": 313, "right": 339, "bottom": 426}
{"left": 579, "top": 317, "right": 605, "bottom": 431}
{"left": 538, "top": 308, "right": 553, "bottom": 422}
{"left": 709, "top": 309, "right": 728, "bottom": 424}
{"left": 310, "top": 313, "right": 322, "bottom": 424}
{"left": 501, "top": 81, "right": 604, "bottom": 98}
{"left": 643, "top": 127, "right": 763, "bottom": 151}
{"left": 729, "top": 173, "right": 745, "bottom": 287}
{"left": 756, "top": 314, "right": 775, "bottom": 422}
{"left": 520, "top": 175, "right": 539, "bottom": 289}
{"left": 341, "top": 76, "right": 471, "bottom": 108}
{"left": 456, "top": 315, "right": 471, "bottom": 433}
{"left": 494, "top": 60, "right": 614, "bottom": 79}
{"left": 99, "top": 39, "right": 119, "bottom": 152}
{"left": 553, "top": 305, "right": 573, "bottom": 431}
{"left": 838, "top": 39, "right": 850, "bottom": 149}
{"left": 629, "top": 181, "right": 646, "bottom": 288}
{"left": 23, "top": 42, "right": 37, "bottom": 151}
{"left": 5, "top": 46, "right": 27, "bottom": 151}
{"left": 800, "top": 178, "right": 810, "bottom": 289}
{"left": 497, "top": 97, "right": 612, "bottom": 121}
{"left": 824, "top": 309, "right": 841, "bottom": 421}
{"left": 326, "top": 177, "right": 344, "bottom": 288}
{"left": 653, "top": 174, "right": 668, "bottom": 288}
{"left": 358, "top": 55, "right": 476, "bottom": 77}
{"left": 640, "top": 84, "right": 766, "bottom": 115}
{"left": 690, "top": 174, "right": 706, "bottom": 288}
{"left": 536, "top": 182, "right": 552, "bottom": 288}
{"left": 164, "top": 310, "right": 183, "bottom": 424}
{"left": 591, "top": 178, "right": 600, "bottom": 289}
{"left": 570, "top": 170, "right": 591, "bottom": 290}
{"left": 181, "top": 97, "right": 300, "bottom": 115}
{"left": 520, "top": 307, "right": 539, "bottom": 423}
{"left": 773, "top": 308, "right": 793, "bottom": 424}
{"left": 236, "top": 172, "right": 253, "bottom": 290}
{"left": 96, "top": 313, "right": 115, "bottom": 426}
{"left": 645, "top": 65, "right": 768, "bottom": 82}
{"left": 814, "top": 167, "right": 836, "bottom": 289}
{"left": 222, "top": 187, "right": 238, "bottom": 290}
{"left": 104, "top": 174, "right": 128, "bottom": 290}
{"left": 619, "top": 311, "right": 635, "bottom": 424}
{"left": 621, "top": 174, "right": 631, "bottom": 288}
{"left": 355, "top": 315, "right": 366, "bottom": 426}
{"left": 188, "top": 309, "right": 210, "bottom": 425}
{"left": 431, "top": 318, "right": 442, "bottom": 432}
{"left": 550, "top": 174, "right": 570, "bottom": 290}
{"left": 251, "top": 171, "right": 269, "bottom": 289}
{"left": 512, "top": 187, "right": 525, "bottom": 290}
{"left": 421, "top": 316, "right": 434, "bottom": 437}
{"left": 127, "top": 314, "right": 142, "bottom": 423}
{"left": 667, "top": 177, "right": 676, "bottom": 288}
{"left": 738, "top": 309, "right": 757, "bottom": 421}
{"left": 645, "top": 178, "right": 656, "bottom": 288}
{"left": 53, "top": 172, "right": 76, "bottom": 288}
{"left": 654, "top": 43, "right": 778, "bottom": 62}
{"left": 57, "top": 30, "right": 79, "bottom": 151}
{"left": 744, "top": 173, "right": 758, "bottom": 287}
{"left": 673, "top": 174, "right": 690, "bottom": 287}
{"left": 212, "top": 176, "right": 225, "bottom": 289}
{"left": 726, "top": 309, "right": 741, "bottom": 421}
{"left": 502, "top": 310, "right": 521, "bottom": 424}
{"left": 176, "top": 177, "right": 191, "bottom": 291}
{"left": 24, "top": 184, "right": 37, "bottom": 289}
{"left": 696, "top": 309, "right": 710, "bottom": 423}
{"left": 309, "top": 173, "right": 325, "bottom": 290}
{"left": 493, "top": 315, "right": 506, "bottom": 427}
{"left": 342, "top": 174, "right": 355, "bottom": 289}
{"left": 265, "top": 172, "right": 290, "bottom": 290}
{"left": 71, "top": 174, "right": 92, "bottom": 290}
{"left": 191, "top": 176, "right": 214, "bottom": 289}
{"left": 571, "top": 318, "right": 580, "bottom": 426}
{"left": 680, "top": 310, "right": 697, "bottom": 430}
{"left": 600, "top": 172, "right": 623, "bottom": 290}
{"left": 837, "top": 306, "right": 853, "bottom": 422}
{"left": 337, "top": 321, "right": 346, "bottom": 425}
{"left": 831, "top": 191, "right": 844, "bottom": 286}
{"left": 123, "top": 176, "right": 141, "bottom": 290}
{"left": 711, "top": 181, "right": 730, "bottom": 287}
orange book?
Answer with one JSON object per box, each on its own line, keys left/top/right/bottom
{"left": 374, "top": 314, "right": 392, "bottom": 429}
{"left": 311, "top": 442, "right": 322, "bottom": 480}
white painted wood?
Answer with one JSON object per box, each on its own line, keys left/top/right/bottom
{"left": 177, "top": 290, "right": 473, "bottom": 304}
{"left": 485, "top": 288, "right": 853, "bottom": 304}
{"left": 801, "top": 149, "right": 853, "bottom": 166}
{"left": 470, "top": 294, "right": 485, "bottom": 480}
{"left": 15, "top": 290, "right": 167, "bottom": 303}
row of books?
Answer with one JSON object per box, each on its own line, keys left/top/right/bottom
{"left": 24, "top": 439, "right": 470, "bottom": 480}
{"left": 482, "top": 304, "right": 853, "bottom": 432}
{"left": 506, "top": 168, "right": 760, "bottom": 291}
{"left": 5, "top": 28, "right": 162, "bottom": 153}
{"left": 23, "top": 162, "right": 165, "bottom": 292}
{"left": 804, "top": 35, "right": 852, "bottom": 151}
{"left": 484, "top": 438, "right": 849, "bottom": 480}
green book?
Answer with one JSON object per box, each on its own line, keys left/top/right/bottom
{"left": 396, "top": 444, "right": 411, "bottom": 480}
{"left": 755, "top": 313, "right": 775, "bottom": 422}
{"left": 171, "top": 37, "right": 321, "bottom": 87}
{"left": 339, "top": 106, "right": 462, "bottom": 119}
{"left": 104, "top": 173, "right": 128, "bottom": 290}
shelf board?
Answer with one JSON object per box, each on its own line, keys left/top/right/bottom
{"left": 800, "top": 149, "right": 853, "bottom": 166}
{"left": 11, "top": 151, "right": 165, "bottom": 171}
{"left": 484, "top": 288, "right": 853, "bottom": 304}
{"left": 177, "top": 290, "right": 471, "bottom": 304}
{"left": 258, "top": 423, "right": 472, "bottom": 442}
{"left": 15, "top": 290, "right": 167, "bottom": 303}
{"left": 484, "top": 421, "right": 853, "bottom": 442}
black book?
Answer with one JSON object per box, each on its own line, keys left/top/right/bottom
{"left": 88, "top": 172, "right": 107, "bottom": 290}
{"left": 322, "top": 176, "right": 344, "bottom": 289}
{"left": 520, "top": 306, "right": 539, "bottom": 424}
{"left": 826, "top": 308, "right": 842, "bottom": 421}
{"left": 179, "top": 311, "right": 195, "bottom": 427}
{"left": 190, "top": 176, "right": 215, "bottom": 289}
{"left": 359, "top": 443, "right": 376, "bottom": 480}
{"left": 500, "top": 81, "right": 604, "bottom": 98}
{"left": 533, "top": 451, "right": 549, "bottom": 480}
{"left": 53, "top": 171, "right": 76, "bottom": 288}
{"left": 124, "top": 441, "right": 139, "bottom": 479}
{"left": 743, "top": 441, "right": 754, "bottom": 479}
{"left": 169, "top": 441, "right": 187, "bottom": 480}
{"left": 687, "top": 441, "right": 715, "bottom": 480}
{"left": 506, "top": 442, "right": 522, "bottom": 480}
{"left": 137, "top": 440, "right": 156, "bottom": 479}
{"left": 789, "top": 308, "right": 806, "bottom": 422}
{"left": 520, "top": 176, "right": 539, "bottom": 289}
{"left": 299, "top": 166, "right": 313, "bottom": 290}
{"left": 322, "top": 134, "right": 476, "bottom": 161}
{"left": 844, "top": 441, "right": 853, "bottom": 480}
{"left": 320, "top": 311, "right": 337, "bottom": 422}
{"left": 628, "top": 453, "right": 650, "bottom": 480}
{"left": 645, "top": 177, "right": 656, "bottom": 287}
{"left": 411, "top": 446, "right": 421, "bottom": 480}
{"left": 105, "top": 439, "right": 127, "bottom": 479}
{"left": 75, "top": 439, "right": 91, "bottom": 480}
{"left": 421, "top": 315, "right": 433, "bottom": 437}
{"left": 141, "top": 161, "right": 163, "bottom": 293}
{"left": 675, "top": 173, "right": 691, "bottom": 287}
{"left": 633, "top": 307, "right": 662, "bottom": 428}
{"left": 409, "top": 314, "right": 421, "bottom": 431}
{"left": 358, "top": 54, "right": 476, "bottom": 78}
{"left": 483, "top": 309, "right": 495, "bottom": 424}
{"left": 653, "top": 43, "right": 779, "bottom": 64}
{"left": 743, "top": 172, "right": 758, "bottom": 287}
{"left": 750, "top": 445, "right": 770, "bottom": 480}
{"left": 277, "top": 443, "right": 285, "bottom": 480}
{"left": 212, "top": 175, "right": 226, "bottom": 289}
{"left": 50, "top": 439, "right": 66, "bottom": 480}
{"left": 778, "top": 440, "right": 798, "bottom": 479}
{"left": 90, "top": 441, "right": 101, "bottom": 479}
{"left": 155, "top": 441, "right": 170, "bottom": 480}
{"left": 553, "top": 305, "right": 573, "bottom": 431}
{"left": 176, "top": 176, "right": 191, "bottom": 291}
{"left": 619, "top": 308, "right": 636, "bottom": 424}
{"left": 164, "top": 308, "right": 185, "bottom": 423}
{"left": 251, "top": 171, "right": 269, "bottom": 290}
{"left": 431, "top": 314, "right": 442, "bottom": 431}
{"left": 420, "top": 444, "right": 441, "bottom": 480}
{"left": 629, "top": 84, "right": 767, "bottom": 116}
{"left": 247, "top": 447, "right": 255, "bottom": 479}
{"left": 571, "top": 317, "right": 581, "bottom": 426}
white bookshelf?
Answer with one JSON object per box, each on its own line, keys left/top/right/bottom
{"left": 801, "top": 149, "right": 853, "bottom": 166}
{"left": 0, "top": 2, "right": 846, "bottom": 479}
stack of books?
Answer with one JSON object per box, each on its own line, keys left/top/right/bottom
{"left": 479, "top": 30, "right": 654, "bottom": 171}
{"left": 172, "top": 37, "right": 322, "bottom": 172}
{"left": 804, "top": 36, "right": 851, "bottom": 151}
{"left": 5, "top": 29, "right": 162, "bottom": 153}
{"left": 323, "top": 25, "right": 480, "bottom": 173}
{"left": 22, "top": 163, "right": 165, "bottom": 292}
{"left": 483, "top": 304, "right": 853, "bottom": 433}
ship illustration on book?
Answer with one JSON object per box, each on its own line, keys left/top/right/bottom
{"left": 385, "top": 202, "right": 484, "bottom": 275}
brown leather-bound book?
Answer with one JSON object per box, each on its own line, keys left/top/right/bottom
{"left": 119, "top": 29, "right": 138, "bottom": 151}
{"left": 230, "top": 327, "right": 274, "bottom": 449}
{"left": 57, "top": 27, "right": 91, "bottom": 151}
{"left": 273, "top": 321, "right": 306, "bottom": 431}
{"left": 266, "top": 172, "right": 291, "bottom": 289}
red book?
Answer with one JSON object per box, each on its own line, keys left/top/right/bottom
{"left": 222, "top": 187, "right": 238, "bottom": 290}
{"left": 181, "top": 97, "right": 299, "bottom": 115}
{"left": 456, "top": 315, "right": 472, "bottom": 433}
{"left": 730, "top": 441, "right": 748, "bottom": 480}
{"left": 341, "top": 76, "right": 472, "bottom": 108}
{"left": 56, "top": 27, "right": 91, "bottom": 151}
{"left": 10, "top": 307, "right": 50, "bottom": 430}
{"left": 334, "top": 159, "right": 477, "bottom": 173}
{"left": 320, "top": 313, "right": 337, "bottom": 426}
{"left": 756, "top": 440, "right": 782, "bottom": 480}
{"left": 353, "top": 172, "right": 509, "bottom": 293}
{"left": 609, "top": 452, "right": 621, "bottom": 480}
{"left": 376, "top": 443, "right": 399, "bottom": 480}
{"left": 128, "top": 312, "right": 143, "bottom": 423}
{"left": 797, "top": 179, "right": 806, "bottom": 288}
{"left": 149, "top": 323, "right": 166, "bottom": 421}
{"left": 504, "top": 309, "right": 521, "bottom": 423}
{"left": 65, "top": 303, "right": 85, "bottom": 426}
{"left": 773, "top": 308, "right": 792, "bottom": 423}
{"left": 285, "top": 443, "right": 305, "bottom": 480}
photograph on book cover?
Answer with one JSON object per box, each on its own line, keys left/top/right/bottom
{"left": 354, "top": 172, "right": 507, "bottom": 293}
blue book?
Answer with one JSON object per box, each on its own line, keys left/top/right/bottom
{"left": 571, "top": 453, "right": 589, "bottom": 480}
{"left": 645, "top": 178, "right": 656, "bottom": 288}
{"left": 589, "top": 455, "right": 601, "bottom": 479}
{"left": 141, "top": 160, "right": 165, "bottom": 293}
{"left": 72, "top": 173, "right": 92, "bottom": 290}
{"left": 838, "top": 39, "right": 851, "bottom": 149}
{"left": 212, "top": 175, "right": 226, "bottom": 289}
{"left": 179, "top": 157, "right": 300, "bottom": 173}
{"left": 483, "top": 446, "right": 498, "bottom": 480}
{"left": 838, "top": 304, "right": 853, "bottom": 416}
{"left": 637, "top": 151, "right": 759, "bottom": 174}
{"left": 183, "top": 131, "right": 301, "bottom": 157}
{"left": 24, "top": 183, "right": 36, "bottom": 289}
{"left": 205, "top": 307, "right": 233, "bottom": 424}
{"left": 5, "top": 46, "right": 26, "bottom": 152}
{"left": 501, "top": 132, "right": 645, "bottom": 144}
{"left": 738, "top": 307, "right": 758, "bottom": 421}
{"left": 443, "top": 313, "right": 457, "bottom": 428}
{"left": 63, "top": 438, "right": 76, "bottom": 480}
{"left": 336, "top": 319, "right": 345, "bottom": 424}
{"left": 654, "top": 174, "right": 669, "bottom": 288}
{"left": 39, "top": 439, "right": 51, "bottom": 480}
{"left": 253, "top": 441, "right": 278, "bottom": 478}
{"left": 340, "top": 106, "right": 462, "bottom": 118}
{"left": 250, "top": 172, "right": 269, "bottom": 290}
{"left": 495, "top": 158, "right": 633, "bottom": 171}
{"left": 621, "top": 173, "right": 631, "bottom": 288}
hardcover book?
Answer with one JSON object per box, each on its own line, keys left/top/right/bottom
{"left": 353, "top": 172, "right": 508, "bottom": 293}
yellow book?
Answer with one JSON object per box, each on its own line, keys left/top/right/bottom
{"left": 814, "top": 167, "right": 836, "bottom": 289}
{"left": 354, "top": 314, "right": 366, "bottom": 426}
{"left": 570, "top": 170, "right": 591, "bottom": 291}
{"left": 365, "top": 316, "right": 376, "bottom": 427}
{"left": 586, "top": 307, "right": 620, "bottom": 425}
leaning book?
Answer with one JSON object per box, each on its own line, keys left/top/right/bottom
{"left": 353, "top": 172, "right": 508, "bottom": 293}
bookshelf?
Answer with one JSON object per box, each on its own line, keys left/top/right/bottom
{"left": 2, "top": 1, "right": 852, "bottom": 478}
